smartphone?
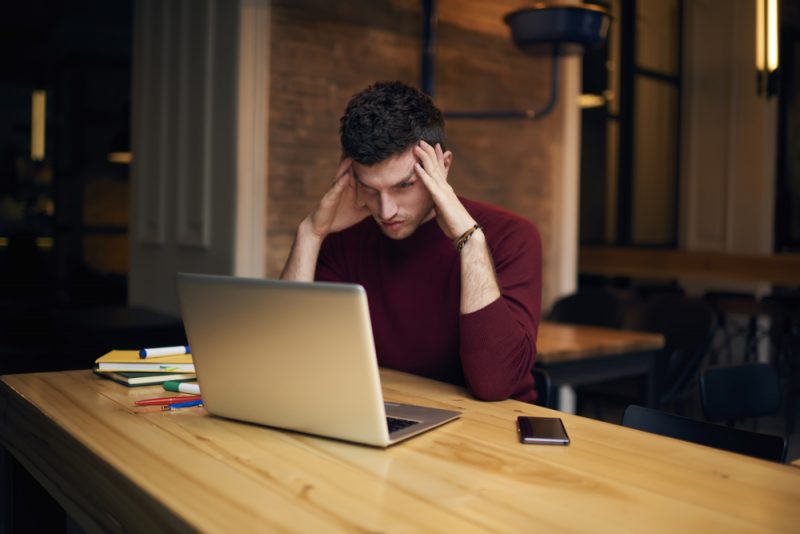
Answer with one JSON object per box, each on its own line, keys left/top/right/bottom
{"left": 516, "top": 416, "right": 570, "bottom": 445}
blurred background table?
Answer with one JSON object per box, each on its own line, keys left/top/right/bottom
{"left": 537, "top": 321, "right": 665, "bottom": 412}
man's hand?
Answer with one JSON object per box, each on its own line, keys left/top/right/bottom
{"left": 306, "top": 157, "right": 370, "bottom": 238}
{"left": 282, "top": 157, "right": 369, "bottom": 281}
{"left": 414, "top": 140, "right": 500, "bottom": 313}
{"left": 413, "top": 141, "right": 476, "bottom": 240}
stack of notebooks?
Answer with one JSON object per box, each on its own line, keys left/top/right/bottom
{"left": 94, "top": 349, "right": 196, "bottom": 386}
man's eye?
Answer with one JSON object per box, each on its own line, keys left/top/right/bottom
{"left": 397, "top": 181, "right": 414, "bottom": 189}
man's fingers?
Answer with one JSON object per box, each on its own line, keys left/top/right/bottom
{"left": 337, "top": 156, "right": 352, "bottom": 173}
{"left": 320, "top": 174, "right": 351, "bottom": 211}
{"left": 333, "top": 157, "right": 353, "bottom": 183}
{"left": 413, "top": 143, "right": 437, "bottom": 177}
{"left": 413, "top": 162, "right": 440, "bottom": 196}
{"left": 434, "top": 142, "right": 445, "bottom": 165}
{"left": 323, "top": 161, "right": 354, "bottom": 205}
{"left": 415, "top": 141, "right": 436, "bottom": 162}
{"left": 413, "top": 161, "right": 430, "bottom": 181}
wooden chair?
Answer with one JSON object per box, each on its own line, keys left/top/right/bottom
{"left": 622, "top": 404, "right": 787, "bottom": 463}
{"left": 700, "top": 363, "right": 781, "bottom": 425}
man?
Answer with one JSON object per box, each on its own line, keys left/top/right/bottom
{"left": 282, "top": 81, "right": 542, "bottom": 403}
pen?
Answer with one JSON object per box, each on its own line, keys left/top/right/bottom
{"left": 163, "top": 381, "right": 201, "bottom": 395}
{"left": 139, "top": 345, "right": 191, "bottom": 359}
{"left": 134, "top": 395, "right": 202, "bottom": 407}
{"left": 162, "top": 399, "right": 204, "bottom": 410}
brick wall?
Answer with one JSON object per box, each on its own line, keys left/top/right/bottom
{"left": 267, "top": 0, "right": 572, "bottom": 307}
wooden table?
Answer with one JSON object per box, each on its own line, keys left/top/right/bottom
{"left": 579, "top": 246, "right": 800, "bottom": 286}
{"left": 2, "top": 369, "right": 799, "bottom": 532}
{"left": 536, "top": 322, "right": 666, "bottom": 411}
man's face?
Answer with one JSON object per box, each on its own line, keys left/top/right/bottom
{"left": 351, "top": 147, "right": 436, "bottom": 240}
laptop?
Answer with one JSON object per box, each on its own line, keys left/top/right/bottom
{"left": 176, "top": 273, "right": 460, "bottom": 447}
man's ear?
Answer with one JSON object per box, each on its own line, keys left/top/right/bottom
{"left": 443, "top": 149, "right": 453, "bottom": 171}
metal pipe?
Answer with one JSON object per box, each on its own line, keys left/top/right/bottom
{"left": 420, "top": 0, "right": 437, "bottom": 97}
{"left": 444, "top": 44, "right": 560, "bottom": 120}
{"left": 420, "top": 0, "right": 562, "bottom": 121}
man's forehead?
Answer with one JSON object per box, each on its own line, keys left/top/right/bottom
{"left": 352, "top": 149, "right": 417, "bottom": 187}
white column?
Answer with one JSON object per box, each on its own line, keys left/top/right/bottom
{"left": 129, "top": 0, "right": 269, "bottom": 315}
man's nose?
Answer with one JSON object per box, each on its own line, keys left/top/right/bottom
{"left": 378, "top": 193, "right": 398, "bottom": 220}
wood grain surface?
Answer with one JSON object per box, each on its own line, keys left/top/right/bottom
{"left": 580, "top": 247, "right": 800, "bottom": 285}
{"left": 537, "top": 322, "right": 665, "bottom": 364}
{"left": 2, "top": 369, "right": 798, "bottom": 532}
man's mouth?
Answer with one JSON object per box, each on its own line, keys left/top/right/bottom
{"left": 381, "top": 220, "right": 403, "bottom": 230}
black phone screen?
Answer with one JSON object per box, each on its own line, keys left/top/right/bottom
{"left": 517, "top": 416, "right": 570, "bottom": 445}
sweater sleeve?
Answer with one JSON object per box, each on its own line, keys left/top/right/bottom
{"left": 315, "top": 233, "right": 347, "bottom": 282}
{"left": 459, "top": 219, "right": 542, "bottom": 403}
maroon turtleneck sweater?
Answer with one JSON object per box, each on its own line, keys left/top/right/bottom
{"left": 315, "top": 197, "right": 542, "bottom": 403}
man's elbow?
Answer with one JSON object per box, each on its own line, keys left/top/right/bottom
{"left": 464, "top": 341, "right": 536, "bottom": 402}
{"left": 467, "top": 381, "right": 517, "bottom": 402}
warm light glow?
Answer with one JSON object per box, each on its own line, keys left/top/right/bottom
{"left": 756, "top": 0, "right": 765, "bottom": 71}
{"left": 107, "top": 152, "right": 133, "bottom": 164}
{"left": 767, "top": 0, "right": 778, "bottom": 72}
{"left": 578, "top": 93, "right": 606, "bottom": 109}
{"left": 31, "top": 90, "right": 46, "bottom": 161}
{"left": 36, "top": 237, "right": 54, "bottom": 249}
{"left": 0, "top": 237, "right": 8, "bottom": 248}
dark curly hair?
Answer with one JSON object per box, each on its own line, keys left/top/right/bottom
{"left": 339, "top": 81, "right": 446, "bottom": 166}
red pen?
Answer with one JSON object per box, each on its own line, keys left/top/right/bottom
{"left": 134, "top": 395, "right": 203, "bottom": 406}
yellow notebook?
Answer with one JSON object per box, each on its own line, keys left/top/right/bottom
{"left": 94, "top": 350, "right": 195, "bottom": 373}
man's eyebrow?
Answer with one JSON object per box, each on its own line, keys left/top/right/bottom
{"left": 357, "top": 170, "right": 417, "bottom": 189}
{"left": 391, "top": 170, "right": 416, "bottom": 187}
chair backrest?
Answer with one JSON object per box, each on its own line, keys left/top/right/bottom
{"left": 700, "top": 363, "right": 781, "bottom": 422}
{"left": 633, "top": 283, "right": 685, "bottom": 301}
{"left": 763, "top": 292, "right": 800, "bottom": 354}
{"left": 532, "top": 367, "right": 555, "bottom": 409}
{"left": 547, "top": 289, "right": 626, "bottom": 329}
{"left": 627, "top": 294, "right": 715, "bottom": 407}
{"left": 622, "top": 405, "right": 787, "bottom": 463}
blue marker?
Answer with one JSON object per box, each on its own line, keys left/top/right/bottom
{"left": 163, "top": 399, "right": 203, "bottom": 410}
{"left": 139, "top": 345, "right": 191, "bottom": 358}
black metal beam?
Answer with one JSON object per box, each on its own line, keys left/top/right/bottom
{"left": 617, "top": 0, "right": 636, "bottom": 245}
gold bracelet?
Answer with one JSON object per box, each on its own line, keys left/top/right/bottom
{"left": 454, "top": 224, "right": 482, "bottom": 251}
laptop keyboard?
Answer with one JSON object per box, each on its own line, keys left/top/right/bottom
{"left": 387, "top": 416, "right": 418, "bottom": 434}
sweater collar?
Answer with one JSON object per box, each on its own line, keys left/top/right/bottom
{"left": 376, "top": 215, "right": 447, "bottom": 254}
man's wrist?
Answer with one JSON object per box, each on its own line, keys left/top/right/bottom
{"left": 298, "top": 216, "right": 326, "bottom": 244}
{"left": 454, "top": 224, "right": 482, "bottom": 251}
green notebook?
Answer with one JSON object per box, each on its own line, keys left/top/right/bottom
{"left": 94, "top": 369, "right": 197, "bottom": 387}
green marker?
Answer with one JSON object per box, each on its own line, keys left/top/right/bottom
{"left": 163, "top": 381, "right": 200, "bottom": 395}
